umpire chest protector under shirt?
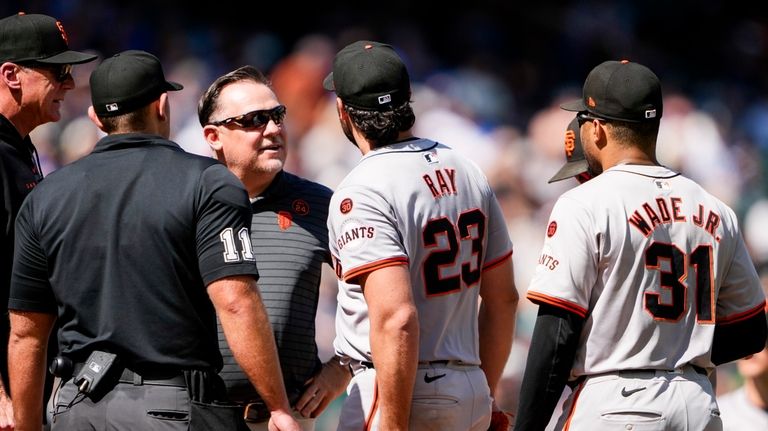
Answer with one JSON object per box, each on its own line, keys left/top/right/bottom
{"left": 9, "top": 133, "right": 259, "bottom": 370}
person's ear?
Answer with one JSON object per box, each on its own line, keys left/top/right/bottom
{"left": 1, "top": 62, "right": 23, "bottom": 90}
{"left": 87, "top": 106, "right": 105, "bottom": 131}
{"left": 157, "top": 93, "right": 169, "bottom": 121}
{"left": 202, "top": 124, "right": 223, "bottom": 153}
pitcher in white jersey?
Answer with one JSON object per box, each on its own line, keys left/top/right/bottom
{"left": 323, "top": 40, "right": 518, "bottom": 431}
{"left": 515, "top": 60, "right": 767, "bottom": 431}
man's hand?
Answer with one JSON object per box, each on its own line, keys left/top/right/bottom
{"left": 488, "top": 398, "right": 513, "bottom": 431}
{"left": 295, "top": 357, "right": 351, "bottom": 418}
{"left": 0, "top": 388, "right": 13, "bottom": 431}
{"left": 268, "top": 409, "right": 301, "bottom": 431}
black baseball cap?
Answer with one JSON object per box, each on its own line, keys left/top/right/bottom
{"left": 561, "top": 60, "right": 662, "bottom": 122}
{"left": 0, "top": 12, "right": 97, "bottom": 64}
{"left": 323, "top": 40, "right": 410, "bottom": 111}
{"left": 548, "top": 117, "right": 590, "bottom": 183}
{"left": 90, "top": 50, "right": 182, "bottom": 117}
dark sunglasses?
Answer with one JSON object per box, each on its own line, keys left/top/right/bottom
{"left": 19, "top": 62, "right": 73, "bottom": 83}
{"left": 209, "top": 105, "right": 286, "bottom": 129}
{"left": 577, "top": 112, "right": 608, "bottom": 126}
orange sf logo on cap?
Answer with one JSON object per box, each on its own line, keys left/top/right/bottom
{"left": 56, "top": 21, "right": 69, "bottom": 45}
{"left": 587, "top": 96, "right": 596, "bottom": 108}
{"left": 564, "top": 130, "right": 576, "bottom": 157}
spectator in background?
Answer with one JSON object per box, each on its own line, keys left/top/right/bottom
{"left": 0, "top": 12, "right": 96, "bottom": 430}
{"left": 199, "top": 65, "right": 350, "bottom": 430}
{"left": 718, "top": 268, "right": 768, "bottom": 431}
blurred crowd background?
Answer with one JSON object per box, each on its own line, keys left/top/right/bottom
{"left": 5, "top": 1, "right": 768, "bottom": 428}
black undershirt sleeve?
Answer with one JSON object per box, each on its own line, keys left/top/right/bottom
{"left": 712, "top": 312, "right": 767, "bottom": 365}
{"left": 514, "top": 304, "right": 585, "bottom": 431}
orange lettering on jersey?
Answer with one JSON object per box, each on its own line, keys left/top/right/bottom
{"left": 630, "top": 198, "right": 720, "bottom": 240}
{"left": 333, "top": 256, "right": 343, "bottom": 279}
{"left": 655, "top": 198, "right": 671, "bottom": 222}
{"left": 337, "top": 226, "right": 375, "bottom": 250}
{"left": 704, "top": 211, "right": 721, "bottom": 239}
{"left": 671, "top": 197, "right": 686, "bottom": 221}
{"left": 538, "top": 253, "right": 559, "bottom": 270}
{"left": 445, "top": 169, "right": 456, "bottom": 192}
{"left": 642, "top": 203, "right": 662, "bottom": 229}
{"left": 423, "top": 168, "right": 457, "bottom": 199}
{"left": 423, "top": 174, "right": 440, "bottom": 198}
{"left": 629, "top": 211, "right": 653, "bottom": 237}
{"left": 693, "top": 204, "right": 704, "bottom": 226}
{"left": 435, "top": 170, "right": 452, "bottom": 195}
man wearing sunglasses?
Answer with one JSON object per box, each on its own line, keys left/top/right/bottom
{"left": 8, "top": 51, "right": 299, "bottom": 431}
{"left": 516, "top": 60, "right": 767, "bottom": 431}
{"left": 199, "top": 66, "right": 350, "bottom": 430}
{"left": 0, "top": 12, "right": 96, "bottom": 431}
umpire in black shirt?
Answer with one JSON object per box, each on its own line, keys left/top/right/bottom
{"left": 7, "top": 50, "right": 300, "bottom": 431}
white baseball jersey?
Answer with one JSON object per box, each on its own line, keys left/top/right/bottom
{"left": 329, "top": 138, "right": 513, "bottom": 364}
{"left": 528, "top": 164, "right": 765, "bottom": 376}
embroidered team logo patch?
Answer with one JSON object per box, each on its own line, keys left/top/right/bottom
{"left": 340, "top": 198, "right": 353, "bottom": 214}
{"left": 336, "top": 218, "right": 375, "bottom": 251}
{"left": 547, "top": 221, "right": 557, "bottom": 237}
{"left": 277, "top": 211, "right": 292, "bottom": 230}
{"left": 292, "top": 199, "right": 309, "bottom": 216}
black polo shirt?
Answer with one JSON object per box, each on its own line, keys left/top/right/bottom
{"left": 0, "top": 114, "right": 42, "bottom": 386}
{"left": 9, "top": 133, "right": 259, "bottom": 371}
{"left": 218, "top": 170, "right": 332, "bottom": 404}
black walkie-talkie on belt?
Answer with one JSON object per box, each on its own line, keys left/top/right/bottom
{"left": 73, "top": 351, "right": 118, "bottom": 395}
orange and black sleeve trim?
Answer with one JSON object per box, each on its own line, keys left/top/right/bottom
{"left": 527, "top": 291, "right": 588, "bottom": 319}
{"left": 343, "top": 257, "right": 409, "bottom": 283}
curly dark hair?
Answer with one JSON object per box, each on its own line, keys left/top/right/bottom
{"left": 344, "top": 101, "right": 416, "bottom": 149}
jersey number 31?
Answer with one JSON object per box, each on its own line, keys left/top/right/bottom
{"left": 644, "top": 242, "right": 714, "bottom": 323}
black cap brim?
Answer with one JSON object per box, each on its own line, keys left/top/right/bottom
{"left": 548, "top": 160, "right": 590, "bottom": 183}
{"left": 322, "top": 72, "right": 334, "bottom": 91}
{"left": 165, "top": 81, "right": 184, "bottom": 91}
{"left": 560, "top": 98, "right": 586, "bottom": 112}
{"left": 37, "top": 50, "right": 98, "bottom": 65}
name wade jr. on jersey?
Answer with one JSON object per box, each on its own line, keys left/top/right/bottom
{"left": 628, "top": 195, "right": 721, "bottom": 240}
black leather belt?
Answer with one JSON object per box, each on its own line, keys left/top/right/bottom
{"left": 117, "top": 368, "right": 186, "bottom": 387}
{"left": 71, "top": 363, "right": 186, "bottom": 387}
